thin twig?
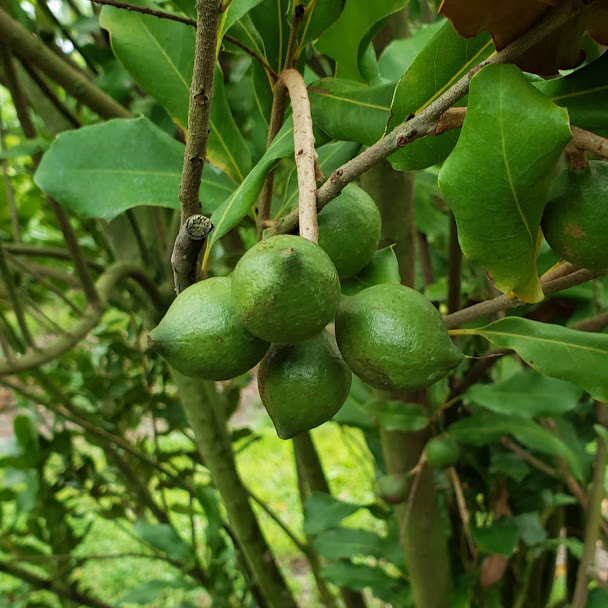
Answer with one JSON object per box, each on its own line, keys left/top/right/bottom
{"left": 500, "top": 438, "right": 558, "bottom": 478}
{"left": 449, "top": 466, "right": 478, "bottom": 562}
{"left": 0, "top": 245, "right": 35, "bottom": 348}
{"left": 280, "top": 68, "right": 319, "bottom": 243}
{"left": 572, "top": 437, "right": 607, "bottom": 608}
{"left": 444, "top": 267, "right": 607, "bottom": 329}
{"left": 268, "top": 0, "right": 594, "bottom": 238}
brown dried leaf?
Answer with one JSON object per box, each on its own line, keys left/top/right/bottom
{"left": 481, "top": 554, "right": 509, "bottom": 587}
{"left": 439, "top": 0, "right": 608, "bottom": 75}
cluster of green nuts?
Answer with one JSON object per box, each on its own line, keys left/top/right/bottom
{"left": 149, "top": 184, "right": 464, "bottom": 440}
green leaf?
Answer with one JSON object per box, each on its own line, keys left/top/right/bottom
{"left": 299, "top": 0, "right": 345, "bottom": 46}
{"left": 34, "top": 118, "right": 235, "bottom": 220}
{"left": 514, "top": 513, "right": 547, "bottom": 546}
{"left": 333, "top": 376, "right": 376, "bottom": 429}
{"left": 378, "top": 19, "right": 445, "bottom": 82}
{"left": 535, "top": 52, "right": 608, "bottom": 131}
{"left": 303, "top": 493, "right": 362, "bottom": 536}
{"left": 471, "top": 517, "right": 518, "bottom": 556}
{"left": 315, "top": 0, "right": 410, "bottom": 81}
{"left": 309, "top": 78, "right": 394, "bottom": 145}
{"left": 586, "top": 589, "right": 608, "bottom": 608}
{"left": 204, "top": 120, "right": 294, "bottom": 264}
{"left": 464, "top": 317, "right": 608, "bottom": 402}
{"left": 118, "top": 580, "right": 189, "bottom": 605}
{"left": 100, "top": 4, "right": 251, "bottom": 182}
{"left": 388, "top": 23, "right": 493, "bottom": 171}
{"left": 134, "top": 521, "right": 194, "bottom": 563}
{"left": 314, "top": 527, "right": 386, "bottom": 560}
{"left": 438, "top": 64, "right": 572, "bottom": 303}
{"left": 321, "top": 562, "right": 404, "bottom": 599}
{"left": 448, "top": 410, "right": 583, "bottom": 480}
{"left": 219, "top": 0, "right": 264, "bottom": 43}
{"left": 366, "top": 399, "right": 428, "bottom": 432}
{"left": 341, "top": 247, "right": 401, "bottom": 296}
{"left": 466, "top": 370, "right": 582, "bottom": 418}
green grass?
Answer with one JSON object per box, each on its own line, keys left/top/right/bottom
{"left": 0, "top": 407, "right": 379, "bottom": 607}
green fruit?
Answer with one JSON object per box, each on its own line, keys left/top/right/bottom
{"left": 317, "top": 184, "right": 382, "bottom": 278}
{"left": 426, "top": 435, "right": 460, "bottom": 469}
{"left": 335, "top": 284, "right": 464, "bottom": 392}
{"left": 231, "top": 235, "right": 341, "bottom": 343}
{"left": 148, "top": 277, "right": 269, "bottom": 380}
{"left": 258, "top": 330, "right": 352, "bottom": 439}
{"left": 377, "top": 473, "right": 409, "bottom": 504}
{"left": 542, "top": 162, "right": 608, "bottom": 270}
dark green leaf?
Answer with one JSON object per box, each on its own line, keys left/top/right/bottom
{"left": 314, "top": 527, "right": 386, "bottom": 560}
{"left": 203, "top": 120, "right": 294, "bottom": 263}
{"left": 315, "top": 0, "right": 410, "bottom": 81}
{"left": 438, "top": 64, "right": 572, "bottom": 302}
{"left": 388, "top": 23, "right": 493, "bottom": 171}
{"left": 535, "top": 53, "right": 608, "bottom": 131}
{"left": 341, "top": 247, "right": 401, "bottom": 296}
{"left": 464, "top": 317, "right": 608, "bottom": 402}
{"left": 309, "top": 79, "right": 394, "bottom": 145}
{"left": 100, "top": 5, "right": 250, "bottom": 181}
{"left": 448, "top": 410, "right": 583, "bottom": 480}
{"left": 466, "top": 371, "right": 582, "bottom": 418}
{"left": 321, "top": 561, "right": 404, "bottom": 599}
{"left": 514, "top": 513, "right": 547, "bottom": 546}
{"left": 303, "top": 493, "right": 362, "bottom": 536}
{"left": 471, "top": 518, "right": 518, "bottom": 556}
{"left": 333, "top": 376, "right": 375, "bottom": 429}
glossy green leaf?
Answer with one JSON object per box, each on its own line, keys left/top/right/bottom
{"left": 34, "top": 118, "right": 235, "bottom": 220}
{"left": 463, "top": 317, "right": 608, "bottom": 402}
{"left": 299, "top": 0, "right": 345, "bottom": 46}
{"left": 466, "top": 371, "right": 582, "bottom": 418}
{"left": 535, "top": 52, "right": 608, "bottom": 131}
{"left": 303, "top": 493, "right": 362, "bottom": 536}
{"left": 309, "top": 79, "right": 394, "bottom": 145}
{"left": 365, "top": 399, "right": 428, "bottom": 432}
{"left": 134, "top": 521, "right": 194, "bottom": 563}
{"left": 100, "top": 3, "right": 251, "bottom": 182}
{"left": 250, "top": 0, "right": 290, "bottom": 71}
{"left": 438, "top": 65, "right": 572, "bottom": 303}
{"left": 388, "top": 22, "right": 493, "bottom": 171}
{"left": 378, "top": 19, "right": 445, "bottom": 82}
{"left": 448, "top": 411, "right": 583, "bottom": 480}
{"left": 471, "top": 517, "right": 518, "bottom": 556}
{"left": 203, "top": 121, "right": 294, "bottom": 264}
{"left": 341, "top": 247, "right": 401, "bottom": 296}
{"left": 315, "top": 0, "right": 410, "bottom": 81}
{"left": 219, "top": 0, "right": 265, "bottom": 43}
{"left": 314, "top": 527, "right": 386, "bottom": 560}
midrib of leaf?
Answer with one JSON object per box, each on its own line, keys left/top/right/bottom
{"left": 477, "top": 329, "right": 608, "bottom": 355}
{"left": 209, "top": 122, "right": 244, "bottom": 182}
{"left": 276, "top": 0, "right": 283, "bottom": 72}
{"left": 551, "top": 84, "right": 608, "bottom": 102}
{"left": 135, "top": 14, "right": 242, "bottom": 182}
{"left": 311, "top": 90, "right": 390, "bottom": 111}
{"left": 498, "top": 86, "right": 535, "bottom": 250}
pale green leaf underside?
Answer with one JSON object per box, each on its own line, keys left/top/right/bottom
{"left": 438, "top": 64, "right": 572, "bottom": 303}
{"left": 467, "top": 317, "right": 608, "bottom": 402}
